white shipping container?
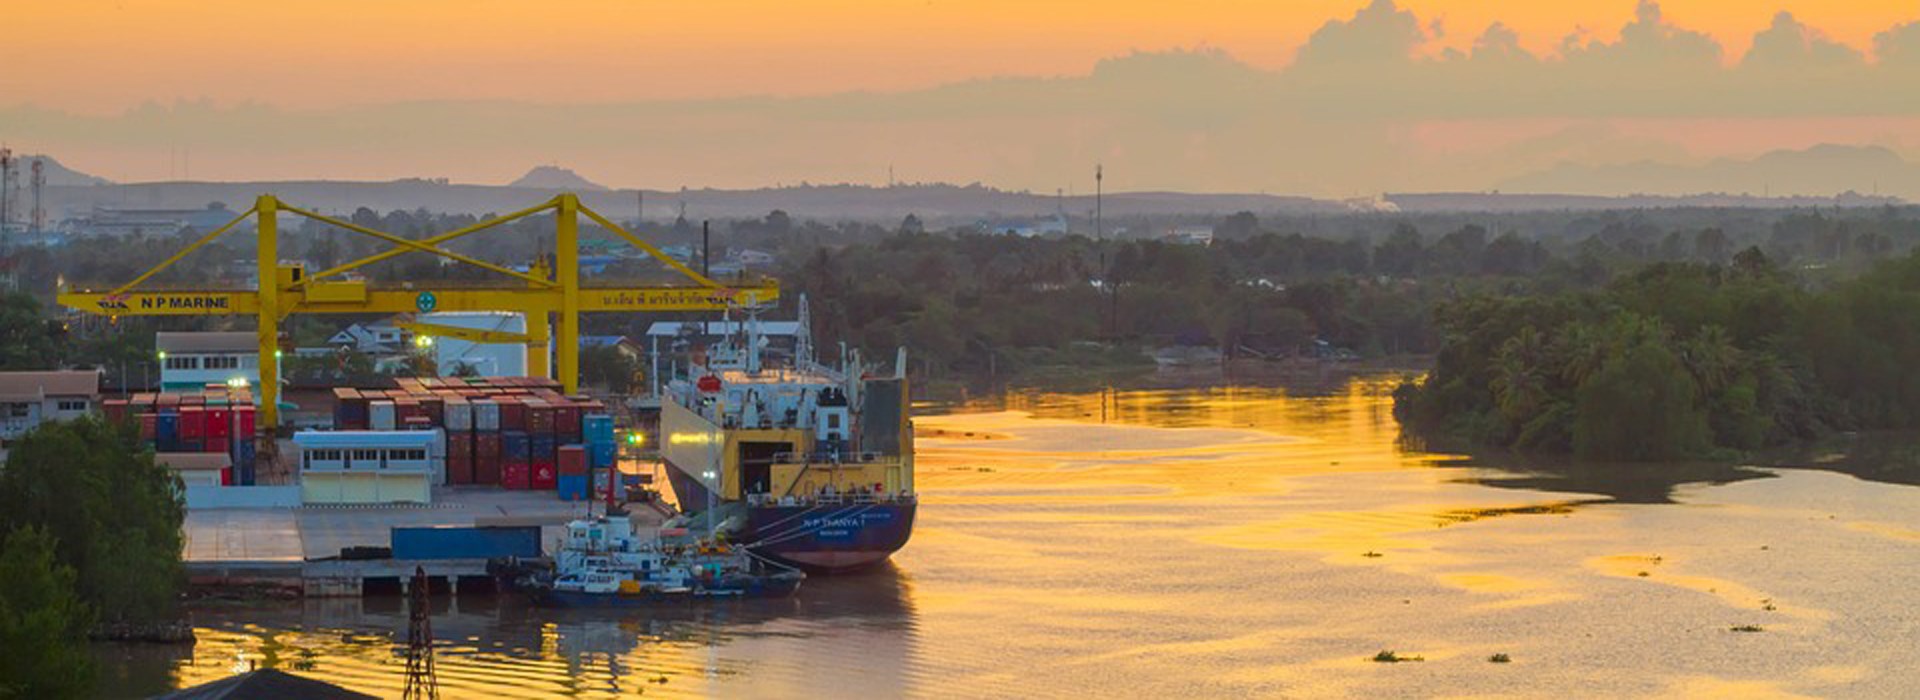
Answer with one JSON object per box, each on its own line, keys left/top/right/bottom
{"left": 444, "top": 401, "right": 473, "bottom": 431}
{"left": 370, "top": 401, "right": 397, "bottom": 431}
{"left": 472, "top": 400, "right": 500, "bottom": 432}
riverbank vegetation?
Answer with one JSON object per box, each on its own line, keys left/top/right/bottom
{"left": 1394, "top": 248, "right": 1920, "bottom": 460}
{"left": 0, "top": 418, "right": 187, "bottom": 697}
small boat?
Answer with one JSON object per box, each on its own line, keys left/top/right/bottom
{"left": 513, "top": 514, "right": 804, "bottom": 607}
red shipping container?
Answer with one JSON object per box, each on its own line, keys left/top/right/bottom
{"left": 527, "top": 402, "right": 554, "bottom": 434}
{"left": 220, "top": 467, "right": 233, "bottom": 486}
{"left": 555, "top": 405, "right": 581, "bottom": 439}
{"left": 178, "top": 406, "right": 205, "bottom": 441}
{"left": 421, "top": 397, "right": 444, "bottom": 427}
{"left": 474, "top": 450, "right": 502, "bottom": 486}
{"left": 501, "top": 461, "right": 531, "bottom": 490}
{"left": 205, "top": 435, "right": 228, "bottom": 453}
{"left": 235, "top": 406, "right": 256, "bottom": 440}
{"left": 103, "top": 399, "right": 129, "bottom": 424}
{"left": 498, "top": 399, "right": 528, "bottom": 431}
{"left": 206, "top": 409, "right": 232, "bottom": 438}
{"left": 446, "top": 431, "right": 474, "bottom": 485}
{"left": 137, "top": 414, "right": 158, "bottom": 441}
{"left": 530, "top": 460, "right": 557, "bottom": 490}
{"left": 557, "top": 445, "right": 588, "bottom": 475}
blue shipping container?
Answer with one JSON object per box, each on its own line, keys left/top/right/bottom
{"left": 588, "top": 442, "right": 616, "bottom": 469}
{"left": 556, "top": 474, "right": 592, "bottom": 502}
{"left": 531, "top": 434, "right": 558, "bottom": 461}
{"left": 502, "top": 431, "right": 530, "bottom": 460}
{"left": 390, "top": 525, "right": 544, "bottom": 560}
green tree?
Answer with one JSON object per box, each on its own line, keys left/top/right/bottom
{"left": 0, "top": 526, "right": 95, "bottom": 699}
{"left": 0, "top": 418, "right": 185, "bottom": 624}
{"left": 1573, "top": 339, "right": 1710, "bottom": 461}
{"left": 579, "top": 344, "right": 639, "bottom": 394}
{"left": 0, "top": 292, "right": 60, "bottom": 370}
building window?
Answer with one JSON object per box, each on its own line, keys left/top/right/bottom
{"left": 165, "top": 356, "right": 200, "bottom": 370}
{"left": 351, "top": 449, "right": 382, "bottom": 468}
{"left": 204, "top": 356, "right": 239, "bottom": 370}
{"left": 56, "top": 400, "right": 88, "bottom": 412}
{"left": 5, "top": 404, "right": 28, "bottom": 418}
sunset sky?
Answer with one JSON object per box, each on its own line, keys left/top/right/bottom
{"left": 5, "top": 1, "right": 1920, "bottom": 195}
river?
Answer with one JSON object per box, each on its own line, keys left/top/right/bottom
{"left": 97, "top": 376, "right": 1920, "bottom": 697}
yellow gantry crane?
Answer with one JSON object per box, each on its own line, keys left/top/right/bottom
{"left": 57, "top": 193, "right": 776, "bottom": 426}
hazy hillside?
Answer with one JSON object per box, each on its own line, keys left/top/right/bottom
{"left": 508, "top": 166, "right": 608, "bottom": 191}
{"left": 1500, "top": 145, "right": 1918, "bottom": 200}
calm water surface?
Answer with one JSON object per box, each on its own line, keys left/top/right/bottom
{"left": 99, "top": 377, "right": 1920, "bottom": 697}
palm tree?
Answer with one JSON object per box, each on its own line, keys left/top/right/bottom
{"left": 1681, "top": 325, "right": 1741, "bottom": 396}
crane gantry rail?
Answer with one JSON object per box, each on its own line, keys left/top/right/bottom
{"left": 57, "top": 193, "right": 777, "bottom": 426}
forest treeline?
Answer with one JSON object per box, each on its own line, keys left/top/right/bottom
{"left": 18, "top": 204, "right": 1920, "bottom": 387}
{"left": 1394, "top": 248, "right": 1920, "bottom": 461}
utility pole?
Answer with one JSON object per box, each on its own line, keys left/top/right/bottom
{"left": 30, "top": 159, "right": 45, "bottom": 236}
{"left": 701, "top": 220, "right": 711, "bottom": 278}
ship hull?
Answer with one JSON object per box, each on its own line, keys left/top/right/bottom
{"left": 743, "top": 502, "right": 916, "bottom": 574}
{"left": 527, "top": 574, "right": 804, "bottom": 607}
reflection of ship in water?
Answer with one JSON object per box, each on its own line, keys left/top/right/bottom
{"left": 657, "top": 298, "right": 917, "bottom": 573}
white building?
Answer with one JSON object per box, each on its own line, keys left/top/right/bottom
{"left": 294, "top": 430, "right": 442, "bottom": 504}
{"left": 0, "top": 371, "right": 101, "bottom": 442}
{"left": 157, "top": 331, "right": 273, "bottom": 393}
{"left": 325, "top": 320, "right": 410, "bottom": 354}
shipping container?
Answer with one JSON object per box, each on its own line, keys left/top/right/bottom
{"left": 557, "top": 473, "right": 592, "bottom": 502}
{"left": 530, "top": 460, "right": 557, "bottom": 490}
{"left": 498, "top": 398, "right": 527, "bottom": 431}
{"left": 558, "top": 445, "right": 588, "bottom": 475}
{"left": 527, "top": 401, "right": 555, "bottom": 434}
{"left": 471, "top": 399, "right": 500, "bottom": 431}
{"left": 155, "top": 411, "right": 178, "bottom": 451}
{"left": 389, "top": 525, "right": 543, "bottom": 560}
{"left": 446, "top": 431, "right": 474, "bottom": 485}
{"left": 370, "top": 401, "right": 397, "bottom": 431}
{"left": 443, "top": 398, "right": 472, "bottom": 432}
{"left": 206, "top": 408, "right": 232, "bottom": 439}
{"left": 502, "top": 430, "right": 530, "bottom": 460}
{"left": 236, "top": 405, "right": 256, "bottom": 439}
{"left": 530, "top": 433, "right": 557, "bottom": 463}
{"left": 474, "top": 442, "right": 502, "bottom": 486}
{"left": 588, "top": 441, "right": 616, "bottom": 470}
{"left": 179, "top": 406, "right": 205, "bottom": 441}
{"left": 554, "top": 404, "right": 582, "bottom": 442}
{"left": 501, "top": 461, "right": 531, "bottom": 490}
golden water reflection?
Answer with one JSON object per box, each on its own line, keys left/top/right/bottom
{"left": 102, "top": 376, "right": 1920, "bottom": 698}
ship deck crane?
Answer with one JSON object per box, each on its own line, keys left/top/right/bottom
{"left": 57, "top": 193, "right": 776, "bottom": 427}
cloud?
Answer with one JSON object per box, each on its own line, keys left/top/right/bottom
{"left": 1744, "top": 12, "right": 1864, "bottom": 72}
{"left": 12, "top": 2, "right": 1920, "bottom": 199}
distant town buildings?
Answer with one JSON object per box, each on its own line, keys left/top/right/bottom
{"left": 0, "top": 370, "right": 101, "bottom": 442}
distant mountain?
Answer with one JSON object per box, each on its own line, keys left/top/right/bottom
{"left": 1500, "top": 145, "right": 1918, "bottom": 201}
{"left": 6, "top": 154, "right": 111, "bottom": 187}
{"left": 508, "top": 165, "right": 607, "bottom": 191}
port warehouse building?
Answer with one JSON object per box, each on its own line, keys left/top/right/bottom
{"left": 0, "top": 370, "right": 101, "bottom": 442}
{"left": 294, "top": 430, "right": 441, "bottom": 505}
{"left": 157, "top": 331, "right": 277, "bottom": 394}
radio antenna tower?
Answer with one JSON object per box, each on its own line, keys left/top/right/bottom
{"left": 402, "top": 566, "right": 440, "bottom": 700}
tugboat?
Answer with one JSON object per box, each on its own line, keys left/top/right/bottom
{"left": 657, "top": 297, "right": 917, "bottom": 573}
{"left": 515, "top": 514, "right": 803, "bottom": 607}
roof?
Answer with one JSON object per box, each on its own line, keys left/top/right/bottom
{"left": 156, "top": 668, "right": 377, "bottom": 700}
{"left": 154, "top": 452, "right": 232, "bottom": 471}
{"left": 157, "top": 331, "right": 258, "bottom": 354}
{"left": 645, "top": 321, "right": 801, "bottom": 338}
{"left": 0, "top": 370, "right": 100, "bottom": 402}
{"left": 294, "top": 430, "right": 443, "bottom": 449}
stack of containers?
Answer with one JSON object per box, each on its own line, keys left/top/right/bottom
{"left": 444, "top": 396, "right": 473, "bottom": 485}
{"left": 582, "top": 413, "right": 617, "bottom": 501}
{"left": 556, "top": 445, "right": 590, "bottom": 501}
{"left": 178, "top": 405, "right": 205, "bottom": 453}
{"left": 332, "top": 388, "right": 368, "bottom": 429}
{"left": 528, "top": 400, "right": 558, "bottom": 490}
{"left": 473, "top": 398, "right": 502, "bottom": 485}
{"left": 111, "top": 384, "right": 259, "bottom": 486}
{"left": 501, "top": 429, "right": 531, "bottom": 489}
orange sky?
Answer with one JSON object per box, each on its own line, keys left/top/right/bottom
{"left": 5, "top": 1, "right": 1917, "bottom": 112}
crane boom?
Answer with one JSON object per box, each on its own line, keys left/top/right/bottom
{"left": 56, "top": 193, "right": 776, "bottom": 427}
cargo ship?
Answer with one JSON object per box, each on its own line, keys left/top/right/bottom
{"left": 657, "top": 299, "right": 916, "bottom": 573}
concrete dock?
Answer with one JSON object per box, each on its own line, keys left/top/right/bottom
{"left": 183, "top": 487, "right": 664, "bottom": 597}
